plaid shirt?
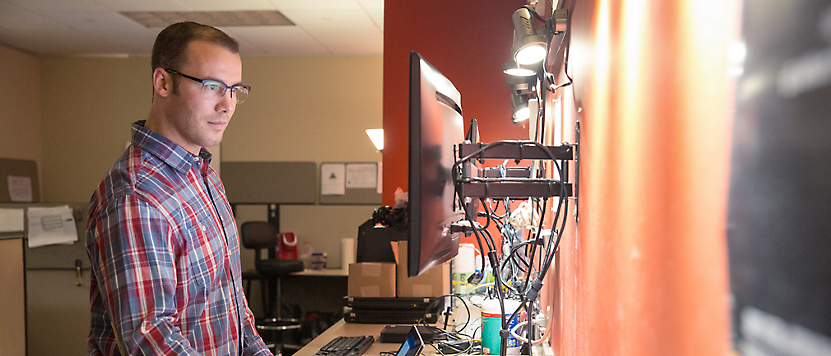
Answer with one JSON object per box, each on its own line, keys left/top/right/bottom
{"left": 86, "top": 120, "right": 270, "bottom": 356}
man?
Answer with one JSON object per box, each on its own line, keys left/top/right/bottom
{"left": 86, "top": 22, "right": 270, "bottom": 355}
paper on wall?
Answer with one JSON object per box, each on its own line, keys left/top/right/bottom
{"left": 321, "top": 163, "right": 346, "bottom": 195}
{"left": 0, "top": 208, "right": 25, "bottom": 233}
{"left": 376, "top": 161, "right": 383, "bottom": 194}
{"left": 8, "top": 175, "right": 33, "bottom": 202}
{"left": 27, "top": 205, "right": 77, "bottom": 248}
{"left": 346, "top": 163, "right": 377, "bottom": 189}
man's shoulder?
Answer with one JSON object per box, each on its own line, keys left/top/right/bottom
{"left": 92, "top": 147, "right": 184, "bottom": 206}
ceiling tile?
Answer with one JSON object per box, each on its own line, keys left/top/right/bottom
{"left": 357, "top": 0, "right": 383, "bottom": 30}
{"left": 222, "top": 26, "right": 329, "bottom": 56}
{"left": 3, "top": 0, "right": 102, "bottom": 12}
{"left": 121, "top": 10, "right": 294, "bottom": 28}
{"left": 284, "top": 9, "right": 379, "bottom": 30}
{"left": 46, "top": 11, "right": 145, "bottom": 32}
{"left": 284, "top": 9, "right": 382, "bottom": 55}
{"left": 175, "top": 0, "right": 276, "bottom": 12}
{"left": 0, "top": 0, "right": 384, "bottom": 57}
{"left": 0, "top": 2, "right": 56, "bottom": 30}
{"left": 0, "top": 25, "right": 99, "bottom": 56}
{"left": 89, "top": 0, "right": 190, "bottom": 12}
{"left": 267, "top": 0, "right": 362, "bottom": 11}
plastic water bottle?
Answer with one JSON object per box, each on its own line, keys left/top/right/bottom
{"left": 299, "top": 241, "right": 313, "bottom": 269}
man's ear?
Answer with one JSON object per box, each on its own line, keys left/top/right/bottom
{"left": 152, "top": 68, "right": 172, "bottom": 98}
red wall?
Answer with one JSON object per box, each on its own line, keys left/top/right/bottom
{"left": 383, "top": 0, "right": 529, "bottom": 204}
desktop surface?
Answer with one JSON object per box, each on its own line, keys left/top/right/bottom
{"left": 295, "top": 319, "right": 556, "bottom": 356}
{"left": 295, "top": 320, "right": 390, "bottom": 356}
{"left": 294, "top": 268, "right": 349, "bottom": 276}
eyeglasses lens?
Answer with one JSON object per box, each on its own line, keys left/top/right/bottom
{"left": 233, "top": 87, "right": 249, "bottom": 104}
{"left": 201, "top": 81, "right": 248, "bottom": 103}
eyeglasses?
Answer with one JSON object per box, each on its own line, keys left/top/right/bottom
{"left": 164, "top": 68, "right": 251, "bottom": 104}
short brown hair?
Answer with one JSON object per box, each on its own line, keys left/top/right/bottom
{"left": 151, "top": 21, "right": 239, "bottom": 73}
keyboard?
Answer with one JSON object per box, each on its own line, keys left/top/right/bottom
{"left": 314, "top": 335, "right": 375, "bottom": 356}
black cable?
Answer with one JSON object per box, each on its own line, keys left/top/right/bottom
{"left": 456, "top": 184, "right": 495, "bottom": 251}
{"left": 450, "top": 140, "right": 574, "bottom": 354}
{"left": 453, "top": 174, "right": 492, "bottom": 280}
{"left": 526, "top": 301, "right": 535, "bottom": 356}
{"left": 538, "top": 161, "right": 569, "bottom": 280}
{"left": 521, "top": 5, "right": 547, "bottom": 23}
{"left": 418, "top": 294, "right": 471, "bottom": 333}
{"left": 487, "top": 199, "right": 506, "bottom": 219}
{"left": 507, "top": 241, "right": 533, "bottom": 272}
{"left": 452, "top": 140, "right": 567, "bottom": 298}
{"left": 477, "top": 198, "right": 492, "bottom": 230}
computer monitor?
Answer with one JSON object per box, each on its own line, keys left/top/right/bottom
{"left": 407, "top": 51, "right": 466, "bottom": 277}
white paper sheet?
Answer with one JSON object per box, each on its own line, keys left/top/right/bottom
{"left": 0, "top": 208, "right": 25, "bottom": 232}
{"left": 7, "top": 176, "right": 33, "bottom": 202}
{"left": 27, "top": 206, "right": 77, "bottom": 248}
{"left": 346, "top": 163, "right": 377, "bottom": 189}
{"left": 376, "top": 161, "right": 383, "bottom": 194}
{"left": 321, "top": 163, "right": 346, "bottom": 195}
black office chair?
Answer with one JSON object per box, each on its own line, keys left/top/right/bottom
{"left": 240, "top": 221, "right": 304, "bottom": 354}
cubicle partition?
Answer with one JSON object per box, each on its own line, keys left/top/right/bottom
{"left": 0, "top": 202, "right": 91, "bottom": 356}
{"left": 222, "top": 161, "right": 377, "bottom": 331}
{"left": 0, "top": 160, "right": 379, "bottom": 355}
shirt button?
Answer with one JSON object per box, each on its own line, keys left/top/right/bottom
{"left": 201, "top": 225, "right": 207, "bottom": 231}
{"left": 193, "top": 156, "right": 199, "bottom": 162}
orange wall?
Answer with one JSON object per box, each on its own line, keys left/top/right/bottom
{"left": 548, "top": 0, "right": 740, "bottom": 354}
{"left": 384, "top": 0, "right": 739, "bottom": 354}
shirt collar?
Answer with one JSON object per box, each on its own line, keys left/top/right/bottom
{"left": 131, "top": 120, "right": 213, "bottom": 174}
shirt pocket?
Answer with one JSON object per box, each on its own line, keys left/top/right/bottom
{"left": 186, "top": 214, "right": 226, "bottom": 289}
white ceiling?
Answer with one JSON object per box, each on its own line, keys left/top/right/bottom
{"left": 0, "top": 0, "right": 383, "bottom": 57}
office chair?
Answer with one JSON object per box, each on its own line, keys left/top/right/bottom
{"left": 240, "top": 221, "right": 304, "bottom": 354}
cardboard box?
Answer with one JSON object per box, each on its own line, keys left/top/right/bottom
{"left": 347, "top": 262, "right": 396, "bottom": 297}
{"left": 394, "top": 241, "right": 451, "bottom": 298}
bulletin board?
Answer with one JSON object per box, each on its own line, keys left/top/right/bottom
{"left": 319, "top": 162, "right": 382, "bottom": 205}
{"left": 221, "top": 161, "right": 317, "bottom": 204}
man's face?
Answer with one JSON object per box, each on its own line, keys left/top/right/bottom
{"left": 165, "top": 40, "right": 243, "bottom": 154}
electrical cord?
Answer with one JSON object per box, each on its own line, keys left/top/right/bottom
{"left": 450, "top": 139, "right": 572, "bottom": 354}
{"left": 521, "top": 5, "right": 547, "bottom": 22}
{"left": 441, "top": 2, "right": 575, "bottom": 347}
{"left": 538, "top": 162, "right": 569, "bottom": 281}
{"left": 509, "top": 309, "right": 556, "bottom": 345}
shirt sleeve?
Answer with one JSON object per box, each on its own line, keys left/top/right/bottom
{"left": 239, "top": 291, "right": 272, "bottom": 356}
{"left": 88, "top": 195, "right": 200, "bottom": 355}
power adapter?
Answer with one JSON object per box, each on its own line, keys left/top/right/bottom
{"left": 379, "top": 325, "right": 435, "bottom": 344}
{"left": 437, "top": 339, "right": 479, "bottom": 354}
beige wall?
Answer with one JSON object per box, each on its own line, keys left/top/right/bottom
{"left": 39, "top": 57, "right": 148, "bottom": 202}
{"left": 37, "top": 55, "right": 382, "bottom": 273}
{"left": 38, "top": 55, "right": 384, "bottom": 203}
{"left": 0, "top": 44, "right": 43, "bottom": 193}
{"left": 3, "top": 47, "right": 382, "bottom": 328}
{"left": 225, "top": 56, "right": 384, "bottom": 162}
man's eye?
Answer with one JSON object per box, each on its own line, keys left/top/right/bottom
{"left": 205, "top": 83, "right": 221, "bottom": 91}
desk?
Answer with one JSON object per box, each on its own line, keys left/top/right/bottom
{"left": 294, "top": 320, "right": 395, "bottom": 356}
{"left": 294, "top": 319, "right": 556, "bottom": 356}
{"left": 294, "top": 268, "right": 348, "bottom": 277}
